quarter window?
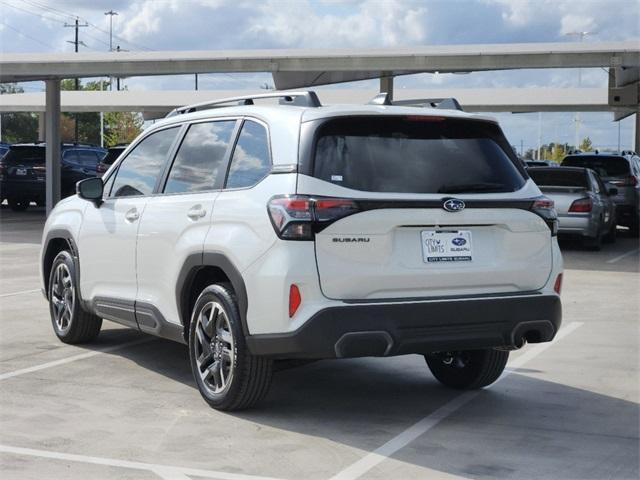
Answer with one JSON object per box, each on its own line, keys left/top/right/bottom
{"left": 226, "top": 121, "right": 271, "bottom": 189}
{"left": 110, "top": 127, "right": 179, "bottom": 197}
{"left": 164, "top": 120, "right": 236, "bottom": 194}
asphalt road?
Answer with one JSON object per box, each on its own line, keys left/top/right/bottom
{"left": 1, "top": 206, "right": 638, "bottom": 480}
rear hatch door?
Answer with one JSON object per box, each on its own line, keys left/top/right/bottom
{"left": 2, "top": 146, "right": 46, "bottom": 182}
{"left": 298, "top": 114, "right": 553, "bottom": 300}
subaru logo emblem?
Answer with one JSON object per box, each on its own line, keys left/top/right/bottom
{"left": 452, "top": 237, "right": 467, "bottom": 246}
{"left": 443, "top": 198, "right": 465, "bottom": 212}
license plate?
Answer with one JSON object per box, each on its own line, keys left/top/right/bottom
{"left": 16, "top": 168, "right": 27, "bottom": 176}
{"left": 421, "top": 230, "right": 472, "bottom": 263}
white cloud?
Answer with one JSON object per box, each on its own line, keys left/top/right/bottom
{"left": 560, "top": 14, "right": 596, "bottom": 36}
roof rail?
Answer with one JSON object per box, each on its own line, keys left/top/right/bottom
{"left": 166, "top": 91, "right": 322, "bottom": 117}
{"left": 366, "top": 93, "right": 464, "bottom": 111}
{"left": 393, "top": 97, "right": 464, "bottom": 111}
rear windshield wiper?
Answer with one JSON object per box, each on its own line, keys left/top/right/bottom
{"left": 438, "top": 182, "right": 508, "bottom": 194}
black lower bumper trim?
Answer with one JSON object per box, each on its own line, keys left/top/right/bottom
{"left": 246, "top": 294, "right": 562, "bottom": 359}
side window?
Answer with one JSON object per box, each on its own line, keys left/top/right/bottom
{"left": 164, "top": 120, "right": 236, "bottom": 194}
{"left": 226, "top": 120, "right": 271, "bottom": 189}
{"left": 62, "top": 150, "right": 77, "bottom": 163}
{"left": 77, "top": 150, "right": 100, "bottom": 167}
{"left": 102, "top": 171, "right": 115, "bottom": 197}
{"left": 111, "top": 127, "right": 179, "bottom": 198}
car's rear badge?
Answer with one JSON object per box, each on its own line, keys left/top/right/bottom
{"left": 333, "top": 237, "right": 370, "bottom": 243}
{"left": 443, "top": 198, "right": 465, "bottom": 212}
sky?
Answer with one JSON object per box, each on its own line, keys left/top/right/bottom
{"left": 0, "top": 0, "right": 638, "bottom": 153}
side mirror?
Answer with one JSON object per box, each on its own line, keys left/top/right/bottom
{"left": 77, "top": 177, "right": 103, "bottom": 206}
{"left": 608, "top": 187, "right": 618, "bottom": 196}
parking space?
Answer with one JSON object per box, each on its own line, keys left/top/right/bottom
{"left": 0, "top": 208, "right": 638, "bottom": 480}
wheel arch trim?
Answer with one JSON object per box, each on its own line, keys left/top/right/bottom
{"left": 42, "top": 228, "right": 84, "bottom": 305}
{"left": 176, "top": 251, "right": 249, "bottom": 339}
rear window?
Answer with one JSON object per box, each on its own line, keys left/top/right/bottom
{"left": 529, "top": 169, "right": 589, "bottom": 189}
{"left": 3, "top": 146, "right": 45, "bottom": 165}
{"left": 562, "top": 155, "right": 630, "bottom": 178}
{"left": 312, "top": 116, "right": 525, "bottom": 194}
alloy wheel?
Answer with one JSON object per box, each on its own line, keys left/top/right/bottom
{"left": 51, "top": 263, "right": 75, "bottom": 334}
{"left": 194, "top": 301, "right": 235, "bottom": 395}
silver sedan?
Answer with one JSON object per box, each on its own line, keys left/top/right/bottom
{"left": 528, "top": 167, "right": 617, "bottom": 250}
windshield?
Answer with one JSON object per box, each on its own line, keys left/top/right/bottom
{"left": 562, "top": 155, "right": 630, "bottom": 178}
{"left": 529, "top": 169, "right": 589, "bottom": 189}
{"left": 3, "top": 146, "right": 45, "bottom": 165}
{"left": 312, "top": 116, "right": 526, "bottom": 194}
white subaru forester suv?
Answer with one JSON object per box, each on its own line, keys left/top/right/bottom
{"left": 41, "top": 91, "right": 563, "bottom": 411}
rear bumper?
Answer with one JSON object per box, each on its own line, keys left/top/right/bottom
{"left": 0, "top": 180, "right": 45, "bottom": 199}
{"left": 557, "top": 214, "right": 595, "bottom": 236}
{"left": 615, "top": 204, "right": 639, "bottom": 226}
{"left": 246, "top": 293, "right": 562, "bottom": 359}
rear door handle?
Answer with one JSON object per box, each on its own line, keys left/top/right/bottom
{"left": 187, "top": 205, "right": 207, "bottom": 220}
{"left": 125, "top": 209, "right": 139, "bottom": 222}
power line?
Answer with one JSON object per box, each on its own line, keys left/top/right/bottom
{"left": 0, "top": 1, "right": 66, "bottom": 24}
{"left": 0, "top": 20, "right": 52, "bottom": 49}
{"left": 6, "top": 0, "right": 154, "bottom": 52}
{"left": 18, "top": 0, "right": 75, "bottom": 20}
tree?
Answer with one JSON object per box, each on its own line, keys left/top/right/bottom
{"left": 579, "top": 137, "right": 593, "bottom": 152}
{"left": 104, "top": 111, "right": 143, "bottom": 146}
{"left": 0, "top": 83, "right": 39, "bottom": 143}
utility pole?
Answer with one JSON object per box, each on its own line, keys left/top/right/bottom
{"left": 537, "top": 112, "right": 542, "bottom": 160}
{"left": 565, "top": 30, "right": 596, "bottom": 150}
{"left": 65, "top": 17, "right": 88, "bottom": 143}
{"left": 195, "top": 74, "right": 199, "bottom": 91}
{"left": 104, "top": 10, "right": 118, "bottom": 92}
{"left": 114, "top": 46, "right": 128, "bottom": 91}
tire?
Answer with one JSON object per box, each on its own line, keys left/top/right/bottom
{"left": 425, "top": 349, "right": 509, "bottom": 390}
{"left": 603, "top": 222, "right": 617, "bottom": 244}
{"left": 48, "top": 251, "right": 102, "bottom": 344}
{"left": 189, "top": 284, "right": 273, "bottom": 411}
{"left": 8, "top": 197, "right": 28, "bottom": 211}
{"left": 629, "top": 220, "right": 640, "bottom": 238}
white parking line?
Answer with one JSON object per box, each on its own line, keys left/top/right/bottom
{"left": 329, "top": 321, "right": 584, "bottom": 480}
{"left": 0, "top": 444, "right": 284, "bottom": 480}
{"left": 606, "top": 247, "right": 640, "bottom": 264}
{"left": 0, "top": 337, "right": 153, "bottom": 381}
{"left": 0, "top": 288, "right": 41, "bottom": 298}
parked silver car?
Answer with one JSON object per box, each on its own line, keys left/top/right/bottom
{"left": 562, "top": 152, "right": 640, "bottom": 237}
{"left": 528, "top": 167, "right": 617, "bottom": 249}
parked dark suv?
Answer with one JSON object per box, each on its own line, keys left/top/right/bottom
{"left": 96, "top": 144, "right": 128, "bottom": 177}
{"left": 0, "top": 142, "right": 107, "bottom": 211}
{"left": 563, "top": 151, "right": 640, "bottom": 236}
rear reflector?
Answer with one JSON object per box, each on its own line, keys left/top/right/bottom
{"left": 553, "top": 273, "right": 563, "bottom": 295}
{"left": 569, "top": 198, "right": 592, "bottom": 213}
{"left": 289, "top": 284, "right": 301, "bottom": 317}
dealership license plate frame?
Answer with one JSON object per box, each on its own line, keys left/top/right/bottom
{"left": 421, "top": 230, "right": 473, "bottom": 263}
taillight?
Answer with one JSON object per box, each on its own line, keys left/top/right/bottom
{"left": 267, "top": 195, "right": 359, "bottom": 240}
{"left": 530, "top": 196, "right": 558, "bottom": 236}
{"left": 610, "top": 176, "right": 638, "bottom": 187}
{"left": 289, "top": 284, "right": 301, "bottom": 317}
{"left": 554, "top": 273, "right": 563, "bottom": 295}
{"left": 569, "top": 198, "right": 592, "bottom": 213}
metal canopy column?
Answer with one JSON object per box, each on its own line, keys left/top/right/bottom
{"left": 380, "top": 73, "right": 394, "bottom": 102}
{"left": 636, "top": 111, "right": 639, "bottom": 153}
{"left": 45, "top": 79, "right": 61, "bottom": 216}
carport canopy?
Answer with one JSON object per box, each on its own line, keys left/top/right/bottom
{"left": 0, "top": 41, "right": 638, "bottom": 214}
